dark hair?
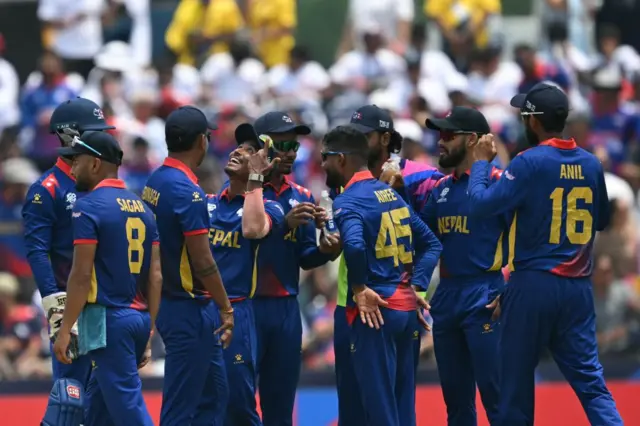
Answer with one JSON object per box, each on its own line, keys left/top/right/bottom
{"left": 411, "top": 24, "right": 426, "bottom": 44}
{"left": 323, "top": 125, "right": 369, "bottom": 163}
{"left": 165, "top": 129, "right": 201, "bottom": 153}
{"left": 599, "top": 24, "right": 620, "bottom": 43}
{"left": 513, "top": 43, "right": 534, "bottom": 56}
{"left": 536, "top": 109, "right": 569, "bottom": 133}
{"left": 546, "top": 21, "right": 568, "bottom": 43}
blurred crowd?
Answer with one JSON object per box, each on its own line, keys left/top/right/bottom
{"left": 1, "top": 0, "right": 640, "bottom": 380}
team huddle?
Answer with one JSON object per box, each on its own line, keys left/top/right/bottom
{"left": 25, "top": 83, "right": 624, "bottom": 426}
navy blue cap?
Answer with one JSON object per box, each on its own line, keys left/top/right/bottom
{"left": 510, "top": 82, "right": 569, "bottom": 117}
{"left": 253, "top": 111, "right": 311, "bottom": 136}
{"left": 165, "top": 106, "right": 218, "bottom": 146}
{"left": 425, "top": 106, "right": 491, "bottom": 134}
{"left": 350, "top": 104, "right": 402, "bottom": 146}
{"left": 58, "top": 131, "right": 124, "bottom": 165}
{"left": 234, "top": 123, "right": 263, "bottom": 149}
{"left": 49, "top": 98, "right": 115, "bottom": 134}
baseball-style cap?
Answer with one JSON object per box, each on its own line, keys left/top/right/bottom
{"left": 510, "top": 82, "right": 569, "bottom": 117}
{"left": 350, "top": 104, "right": 403, "bottom": 147}
{"left": 165, "top": 106, "right": 218, "bottom": 145}
{"left": 234, "top": 123, "right": 262, "bottom": 149}
{"left": 49, "top": 98, "right": 115, "bottom": 134}
{"left": 253, "top": 111, "right": 311, "bottom": 135}
{"left": 426, "top": 106, "right": 491, "bottom": 134}
{"left": 58, "top": 131, "right": 124, "bottom": 165}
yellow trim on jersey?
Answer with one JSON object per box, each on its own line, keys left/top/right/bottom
{"left": 179, "top": 243, "right": 195, "bottom": 297}
{"left": 250, "top": 245, "right": 260, "bottom": 298}
{"left": 87, "top": 266, "right": 98, "bottom": 303}
{"left": 337, "top": 254, "right": 348, "bottom": 307}
{"left": 488, "top": 232, "right": 504, "bottom": 271}
{"left": 507, "top": 213, "right": 517, "bottom": 272}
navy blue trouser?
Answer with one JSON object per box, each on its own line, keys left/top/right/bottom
{"left": 253, "top": 296, "right": 302, "bottom": 426}
{"left": 83, "top": 308, "right": 153, "bottom": 426}
{"left": 351, "top": 308, "right": 417, "bottom": 426}
{"left": 498, "top": 270, "right": 622, "bottom": 426}
{"left": 430, "top": 275, "right": 501, "bottom": 426}
{"left": 334, "top": 306, "right": 365, "bottom": 426}
{"left": 157, "top": 297, "right": 228, "bottom": 426}
{"left": 224, "top": 299, "right": 261, "bottom": 426}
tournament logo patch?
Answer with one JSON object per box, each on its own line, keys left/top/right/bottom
{"left": 93, "top": 108, "right": 105, "bottom": 120}
{"left": 66, "top": 385, "right": 80, "bottom": 399}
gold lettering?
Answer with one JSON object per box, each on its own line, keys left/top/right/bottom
{"left": 116, "top": 198, "right": 146, "bottom": 213}
{"left": 374, "top": 188, "right": 398, "bottom": 204}
{"left": 437, "top": 216, "right": 470, "bottom": 234}
{"left": 209, "top": 228, "right": 242, "bottom": 249}
{"left": 560, "top": 164, "right": 584, "bottom": 180}
{"left": 284, "top": 228, "right": 298, "bottom": 242}
{"left": 142, "top": 186, "right": 160, "bottom": 206}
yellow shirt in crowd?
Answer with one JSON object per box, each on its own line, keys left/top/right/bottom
{"left": 424, "top": 0, "right": 501, "bottom": 48}
{"left": 165, "top": 0, "right": 244, "bottom": 66}
{"left": 248, "top": 0, "right": 297, "bottom": 68}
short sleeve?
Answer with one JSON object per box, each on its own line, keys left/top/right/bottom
{"left": 173, "top": 182, "right": 209, "bottom": 237}
{"left": 264, "top": 200, "right": 286, "bottom": 235}
{"left": 72, "top": 200, "right": 100, "bottom": 245}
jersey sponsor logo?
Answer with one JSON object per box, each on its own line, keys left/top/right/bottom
{"left": 66, "top": 385, "right": 80, "bottom": 399}
{"left": 65, "top": 193, "right": 77, "bottom": 210}
{"left": 504, "top": 170, "right": 515, "bottom": 180}
{"left": 437, "top": 187, "right": 449, "bottom": 203}
{"left": 288, "top": 198, "right": 299, "bottom": 208}
{"left": 237, "top": 208, "right": 243, "bottom": 217}
{"left": 32, "top": 193, "right": 43, "bottom": 204}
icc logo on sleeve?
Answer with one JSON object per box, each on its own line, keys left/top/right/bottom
{"left": 66, "top": 193, "right": 77, "bottom": 210}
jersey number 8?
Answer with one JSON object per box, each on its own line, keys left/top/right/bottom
{"left": 549, "top": 187, "right": 593, "bottom": 245}
{"left": 375, "top": 207, "right": 413, "bottom": 267}
{"left": 126, "top": 217, "right": 147, "bottom": 274}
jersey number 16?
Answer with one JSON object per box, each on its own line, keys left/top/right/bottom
{"left": 375, "top": 207, "right": 413, "bottom": 267}
{"left": 549, "top": 187, "right": 593, "bottom": 245}
{"left": 126, "top": 217, "right": 147, "bottom": 274}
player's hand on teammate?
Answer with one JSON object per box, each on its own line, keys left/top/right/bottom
{"left": 380, "top": 160, "right": 405, "bottom": 190}
{"left": 248, "top": 147, "right": 280, "bottom": 176}
{"left": 353, "top": 286, "right": 389, "bottom": 329}
{"left": 416, "top": 294, "right": 432, "bottom": 332}
{"left": 319, "top": 231, "right": 342, "bottom": 256}
{"left": 215, "top": 307, "right": 235, "bottom": 349}
{"left": 285, "top": 202, "right": 317, "bottom": 228}
{"left": 470, "top": 133, "right": 497, "bottom": 163}
{"left": 486, "top": 295, "right": 501, "bottom": 321}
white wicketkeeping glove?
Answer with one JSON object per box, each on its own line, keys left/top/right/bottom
{"left": 42, "top": 292, "right": 80, "bottom": 359}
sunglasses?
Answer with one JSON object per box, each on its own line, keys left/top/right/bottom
{"left": 272, "top": 140, "right": 300, "bottom": 153}
{"left": 320, "top": 150, "right": 353, "bottom": 161}
{"left": 71, "top": 136, "right": 103, "bottom": 157}
{"left": 439, "top": 131, "right": 476, "bottom": 142}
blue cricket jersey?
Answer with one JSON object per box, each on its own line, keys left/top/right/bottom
{"left": 72, "top": 179, "right": 158, "bottom": 308}
{"left": 468, "top": 138, "right": 609, "bottom": 277}
{"left": 420, "top": 167, "right": 510, "bottom": 280}
{"left": 207, "top": 189, "right": 285, "bottom": 300}
{"left": 143, "top": 157, "right": 211, "bottom": 299}
{"left": 23, "top": 158, "right": 83, "bottom": 297}
{"left": 333, "top": 171, "right": 442, "bottom": 317}
{"left": 257, "top": 177, "right": 332, "bottom": 297}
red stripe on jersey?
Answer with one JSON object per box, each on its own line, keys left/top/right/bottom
{"left": 183, "top": 229, "right": 208, "bottom": 236}
{"left": 385, "top": 285, "right": 417, "bottom": 311}
{"left": 152, "top": 241, "right": 160, "bottom": 246}
{"left": 74, "top": 239, "right": 98, "bottom": 245}
{"left": 42, "top": 174, "right": 59, "bottom": 198}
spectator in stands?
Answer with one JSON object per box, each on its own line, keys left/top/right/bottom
{"left": 165, "top": 0, "right": 244, "bottom": 68}
{"left": 0, "top": 34, "right": 20, "bottom": 136}
{"left": 247, "top": 0, "right": 297, "bottom": 68}
{"left": 37, "top": 0, "right": 104, "bottom": 78}
{"left": 19, "top": 51, "right": 78, "bottom": 171}
{"left": 0, "top": 272, "right": 48, "bottom": 380}
{"left": 336, "top": 0, "right": 414, "bottom": 58}
{"left": 593, "top": 253, "right": 640, "bottom": 355}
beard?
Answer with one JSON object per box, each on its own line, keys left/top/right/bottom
{"left": 75, "top": 178, "right": 92, "bottom": 192}
{"left": 438, "top": 145, "right": 466, "bottom": 168}
{"left": 325, "top": 168, "right": 344, "bottom": 189}
{"left": 367, "top": 144, "right": 383, "bottom": 170}
{"left": 525, "top": 125, "right": 540, "bottom": 146}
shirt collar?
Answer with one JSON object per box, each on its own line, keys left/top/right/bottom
{"left": 263, "top": 175, "right": 292, "bottom": 196}
{"left": 94, "top": 179, "right": 126, "bottom": 190}
{"left": 345, "top": 170, "right": 375, "bottom": 190}
{"left": 539, "top": 138, "right": 577, "bottom": 150}
{"left": 163, "top": 157, "right": 198, "bottom": 184}
{"left": 451, "top": 169, "right": 470, "bottom": 182}
{"left": 55, "top": 158, "right": 75, "bottom": 181}
{"left": 220, "top": 188, "right": 245, "bottom": 201}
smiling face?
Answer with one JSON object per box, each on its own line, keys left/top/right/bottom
{"left": 224, "top": 142, "right": 257, "bottom": 180}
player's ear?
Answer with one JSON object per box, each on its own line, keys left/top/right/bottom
{"left": 381, "top": 132, "right": 390, "bottom": 148}
{"left": 467, "top": 133, "right": 478, "bottom": 147}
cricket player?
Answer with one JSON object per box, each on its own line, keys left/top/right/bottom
{"left": 143, "top": 106, "right": 234, "bottom": 425}
{"left": 52, "top": 131, "right": 158, "bottom": 425}
{"left": 23, "top": 98, "right": 114, "bottom": 391}
{"left": 332, "top": 105, "right": 443, "bottom": 425}
{"left": 467, "top": 82, "right": 623, "bottom": 425}
{"left": 246, "top": 112, "right": 341, "bottom": 426}
{"left": 420, "top": 107, "right": 504, "bottom": 425}
{"left": 322, "top": 125, "right": 442, "bottom": 426}
{"left": 209, "top": 124, "right": 286, "bottom": 425}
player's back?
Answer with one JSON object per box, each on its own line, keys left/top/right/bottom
{"left": 510, "top": 141, "right": 608, "bottom": 277}
{"left": 74, "top": 180, "right": 157, "bottom": 308}
{"left": 334, "top": 175, "right": 415, "bottom": 294}
{"left": 143, "top": 160, "right": 209, "bottom": 299}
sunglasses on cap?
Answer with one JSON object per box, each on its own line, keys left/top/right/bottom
{"left": 271, "top": 140, "right": 300, "bottom": 153}
{"left": 320, "top": 150, "right": 354, "bottom": 161}
{"left": 71, "top": 136, "right": 103, "bottom": 157}
{"left": 439, "top": 131, "right": 476, "bottom": 142}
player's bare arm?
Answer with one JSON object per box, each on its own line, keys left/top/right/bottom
{"left": 54, "top": 243, "right": 97, "bottom": 365}
{"left": 147, "top": 244, "right": 162, "bottom": 329}
{"left": 243, "top": 147, "right": 279, "bottom": 239}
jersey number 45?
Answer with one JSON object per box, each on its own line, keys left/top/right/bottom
{"left": 375, "top": 207, "right": 414, "bottom": 267}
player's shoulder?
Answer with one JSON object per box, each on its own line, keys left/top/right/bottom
{"left": 264, "top": 199, "right": 285, "bottom": 216}
{"left": 401, "top": 159, "right": 442, "bottom": 184}
{"left": 28, "top": 168, "right": 62, "bottom": 200}
{"left": 286, "top": 179, "right": 313, "bottom": 201}
{"left": 489, "top": 166, "right": 503, "bottom": 182}
{"left": 434, "top": 174, "right": 453, "bottom": 189}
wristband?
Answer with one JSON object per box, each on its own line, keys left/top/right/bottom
{"left": 248, "top": 173, "right": 264, "bottom": 183}
{"left": 222, "top": 307, "right": 234, "bottom": 314}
